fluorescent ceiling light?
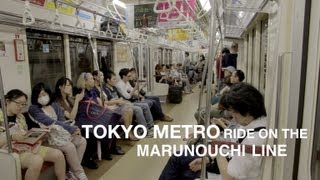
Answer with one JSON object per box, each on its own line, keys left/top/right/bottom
{"left": 238, "top": 11, "right": 244, "bottom": 18}
{"left": 200, "top": 0, "right": 211, "bottom": 11}
{"left": 113, "top": 0, "right": 126, "bottom": 9}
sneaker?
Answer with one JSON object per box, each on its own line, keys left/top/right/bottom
{"left": 77, "top": 172, "right": 88, "bottom": 180}
{"left": 161, "top": 115, "right": 173, "bottom": 122}
{"left": 146, "top": 129, "right": 154, "bottom": 138}
{"left": 66, "top": 171, "right": 77, "bottom": 180}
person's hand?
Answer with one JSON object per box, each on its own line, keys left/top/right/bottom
{"left": 75, "top": 90, "right": 85, "bottom": 102}
{"left": 189, "top": 158, "right": 204, "bottom": 172}
{"left": 140, "top": 97, "right": 145, "bottom": 102}
{"left": 73, "top": 128, "right": 81, "bottom": 136}
{"left": 211, "top": 118, "right": 229, "bottom": 127}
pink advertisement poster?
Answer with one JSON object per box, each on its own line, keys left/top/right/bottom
{"left": 157, "top": 0, "right": 195, "bottom": 23}
{"left": 30, "top": 0, "right": 46, "bottom": 6}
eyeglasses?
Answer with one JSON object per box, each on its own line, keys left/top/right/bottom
{"left": 12, "top": 100, "right": 27, "bottom": 107}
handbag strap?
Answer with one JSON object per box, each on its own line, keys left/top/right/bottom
{"left": 85, "top": 98, "right": 107, "bottom": 120}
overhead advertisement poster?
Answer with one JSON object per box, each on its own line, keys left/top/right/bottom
{"left": 44, "top": 0, "right": 76, "bottom": 16}
{"left": 134, "top": 4, "right": 157, "bottom": 28}
{"left": 168, "top": 29, "right": 190, "bottom": 41}
{"left": 157, "top": 0, "right": 195, "bottom": 29}
{"left": 30, "top": 0, "right": 46, "bottom": 6}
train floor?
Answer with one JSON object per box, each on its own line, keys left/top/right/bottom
{"left": 85, "top": 85, "right": 202, "bottom": 180}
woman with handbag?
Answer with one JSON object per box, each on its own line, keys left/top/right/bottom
{"left": 28, "top": 83, "right": 88, "bottom": 180}
{"left": 75, "top": 72, "right": 123, "bottom": 160}
{"left": 0, "top": 89, "right": 66, "bottom": 180}
{"left": 55, "top": 77, "right": 99, "bottom": 169}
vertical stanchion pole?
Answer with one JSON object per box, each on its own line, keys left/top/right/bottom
{"left": 200, "top": 0, "right": 217, "bottom": 179}
{"left": 217, "top": 24, "right": 224, "bottom": 91}
{"left": 88, "top": 34, "right": 104, "bottom": 104}
{"left": 0, "top": 68, "right": 13, "bottom": 153}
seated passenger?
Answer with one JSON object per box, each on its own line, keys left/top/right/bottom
{"left": 104, "top": 71, "right": 154, "bottom": 137}
{"left": 0, "top": 89, "right": 66, "bottom": 180}
{"left": 28, "top": 83, "right": 88, "bottom": 180}
{"left": 55, "top": 77, "right": 98, "bottom": 169}
{"left": 129, "top": 68, "right": 173, "bottom": 121}
{"left": 75, "top": 72, "right": 124, "bottom": 160}
{"left": 211, "top": 69, "right": 244, "bottom": 105}
{"left": 159, "top": 83, "right": 267, "bottom": 180}
{"left": 195, "top": 69, "right": 245, "bottom": 124}
{"left": 155, "top": 64, "right": 166, "bottom": 83}
{"left": 115, "top": 68, "right": 155, "bottom": 127}
{"left": 176, "top": 63, "right": 193, "bottom": 94}
{"left": 92, "top": 70, "right": 138, "bottom": 141}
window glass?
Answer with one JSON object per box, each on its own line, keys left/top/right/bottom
{"left": 69, "top": 36, "right": 93, "bottom": 84}
{"left": 26, "top": 29, "right": 65, "bottom": 90}
{"left": 97, "top": 40, "right": 113, "bottom": 73}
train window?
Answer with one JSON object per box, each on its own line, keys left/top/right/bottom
{"left": 168, "top": 49, "right": 173, "bottom": 64}
{"left": 26, "top": 29, "right": 65, "bottom": 90}
{"left": 132, "top": 46, "right": 139, "bottom": 72}
{"left": 97, "top": 40, "right": 113, "bottom": 73}
{"left": 69, "top": 36, "right": 94, "bottom": 84}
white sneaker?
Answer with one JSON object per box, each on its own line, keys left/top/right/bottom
{"left": 66, "top": 171, "right": 77, "bottom": 180}
{"left": 77, "top": 172, "right": 88, "bottom": 180}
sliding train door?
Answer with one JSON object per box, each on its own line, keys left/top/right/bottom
{"left": 298, "top": 0, "right": 320, "bottom": 179}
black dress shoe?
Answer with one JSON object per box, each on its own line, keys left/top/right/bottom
{"left": 111, "top": 146, "right": 125, "bottom": 155}
{"left": 82, "top": 160, "right": 98, "bottom": 169}
{"left": 102, "top": 153, "right": 113, "bottom": 161}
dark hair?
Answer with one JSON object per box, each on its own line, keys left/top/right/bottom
{"left": 222, "top": 48, "right": 230, "bottom": 54}
{"left": 235, "top": 70, "right": 245, "bottom": 82}
{"left": 105, "top": 71, "right": 116, "bottom": 82}
{"left": 119, "top": 68, "right": 130, "bottom": 79}
{"left": 129, "top": 68, "right": 136, "bottom": 72}
{"left": 31, "top": 83, "right": 54, "bottom": 107}
{"left": 5, "top": 89, "right": 28, "bottom": 101}
{"left": 92, "top": 70, "right": 99, "bottom": 77}
{"left": 155, "top": 64, "right": 162, "bottom": 70}
{"left": 200, "top": 54, "right": 205, "bottom": 61}
{"left": 185, "top": 52, "right": 189, "bottom": 56}
{"left": 55, "top": 77, "right": 72, "bottom": 100}
{"left": 219, "top": 83, "right": 267, "bottom": 119}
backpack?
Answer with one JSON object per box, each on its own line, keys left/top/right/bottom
{"left": 168, "top": 86, "right": 183, "bottom": 104}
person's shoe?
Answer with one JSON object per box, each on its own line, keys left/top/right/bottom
{"left": 102, "top": 153, "right": 113, "bottom": 161}
{"left": 81, "top": 159, "right": 98, "bottom": 169}
{"left": 161, "top": 115, "right": 173, "bottom": 122}
{"left": 66, "top": 171, "right": 77, "bottom": 180}
{"left": 129, "top": 133, "right": 139, "bottom": 141}
{"left": 77, "top": 172, "right": 88, "bottom": 180}
{"left": 146, "top": 129, "right": 154, "bottom": 138}
{"left": 111, "top": 146, "right": 125, "bottom": 155}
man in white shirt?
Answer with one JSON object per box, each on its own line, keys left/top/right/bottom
{"left": 116, "top": 68, "right": 173, "bottom": 122}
